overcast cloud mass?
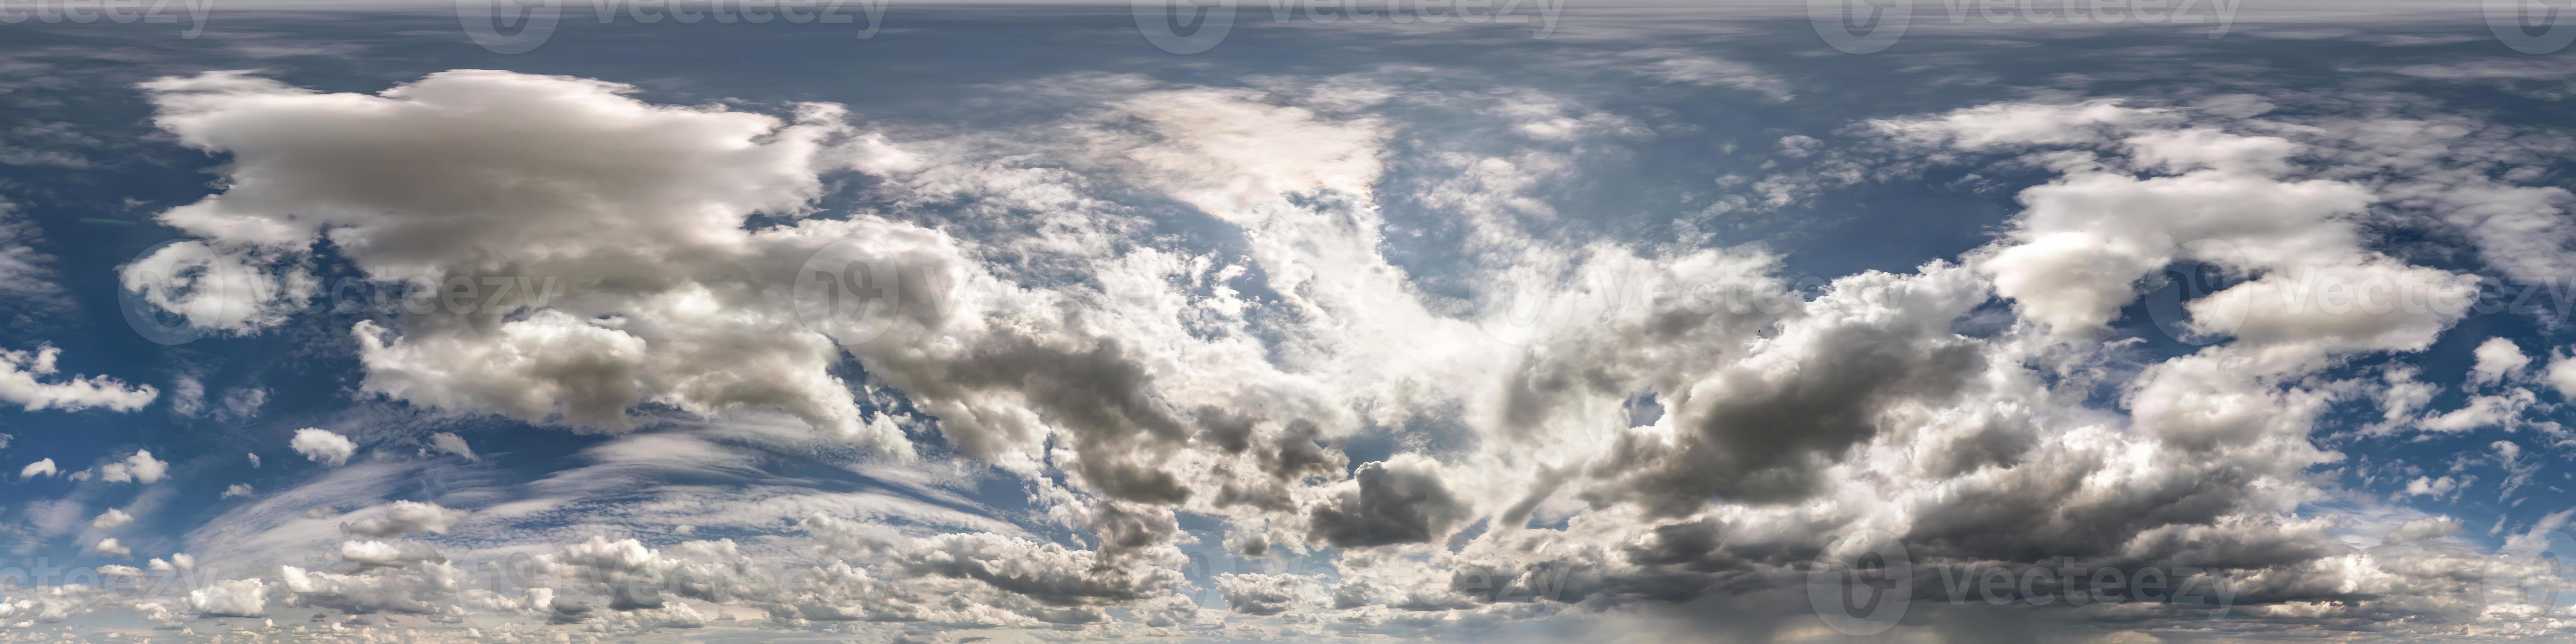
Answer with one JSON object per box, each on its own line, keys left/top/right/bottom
{"left": 5, "top": 0, "right": 2576, "bottom": 642}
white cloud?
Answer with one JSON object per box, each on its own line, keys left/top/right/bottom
{"left": 98, "top": 450, "right": 169, "bottom": 484}
{"left": 187, "top": 578, "right": 268, "bottom": 617}
{"left": 289, "top": 427, "right": 356, "bottom": 466}
{"left": 338, "top": 500, "right": 467, "bottom": 538}
{"left": 2419, "top": 388, "right": 2537, "bottom": 433}
{"left": 2472, "top": 337, "right": 2533, "bottom": 388}
{"left": 18, "top": 458, "right": 53, "bottom": 479}
{"left": 221, "top": 483, "right": 254, "bottom": 498}
{"left": 133, "top": 70, "right": 904, "bottom": 454}
{"left": 2403, "top": 475, "right": 2461, "bottom": 498}
{"left": 0, "top": 345, "right": 156, "bottom": 412}
{"left": 90, "top": 508, "right": 132, "bottom": 531}
{"left": 2385, "top": 516, "right": 2461, "bottom": 543}
{"left": 90, "top": 537, "right": 129, "bottom": 557}
{"left": 76, "top": 70, "right": 2576, "bottom": 641}
{"left": 427, "top": 432, "right": 476, "bottom": 460}
{"left": 169, "top": 374, "right": 204, "bottom": 418}
{"left": 335, "top": 540, "right": 443, "bottom": 568}
{"left": 1623, "top": 51, "right": 1794, "bottom": 101}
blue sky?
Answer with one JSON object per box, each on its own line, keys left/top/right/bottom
{"left": 3, "top": 1, "right": 2576, "bottom": 642}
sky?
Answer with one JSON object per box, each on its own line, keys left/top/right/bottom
{"left": 3, "top": 0, "right": 2576, "bottom": 642}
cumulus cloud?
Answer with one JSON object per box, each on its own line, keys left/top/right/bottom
{"left": 133, "top": 69, "right": 906, "bottom": 454}
{"left": 336, "top": 540, "right": 445, "bottom": 568}
{"left": 2471, "top": 337, "right": 2532, "bottom": 388}
{"left": 90, "top": 538, "right": 129, "bottom": 557}
{"left": 338, "top": 501, "right": 468, "bottom": 538}
{"left": 221, "top": 483, "right": 254, "bottom": 498}
{"left": 74, "top": 66, "right": 2576, "bottom": 642}
{"left": 289, "top": 427, "right": 356, "bottom": 466}
{"left": 90, "top": 508, "right": 132, "bottom": 531}
{"left": 0, "top": 345, "right": 156, "bottom": 412}
{"left": 18, "top": 458, "right": 54, "bottom": 479}
{"left": 97, "top": 450, "right": 168, "bottom": 484}
{"left": 188, "top": 578, "right": 268, "bottom": 617}
{"left": 1305, "top": 455, "right": 1472, "bottom": 547}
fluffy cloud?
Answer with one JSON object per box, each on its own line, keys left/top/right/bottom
{"left": 338, "top": 501, "right": 468, "bottom": 538}
{"left": 132, "top": 69, "right": 907, "bottom": 454}
{"left": 82, "top": 66, "right": 2576, "bottom": 642}
{"left": 18, "top": 458, "right": 53, "bottom": 479}
{"left": 187, "top": 579, "right": 268, "bottom": 617}
{"left": 2473, "top": 337, "right": 2535, "bottom": 388}
{"left": 0, "top": 345, "right": 156, "bottom": 412}
{"left": 90, "top": 508, "right": 132, "bottom": 531}
{"left": 289, "top": 427, "right": 356, "bottom": 466}
{"left": 97, "top": 450, "right": 168, "bottom": 484}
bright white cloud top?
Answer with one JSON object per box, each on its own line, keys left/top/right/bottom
{"left": 288, "top": 428, "right": 356, "bottom": 466}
